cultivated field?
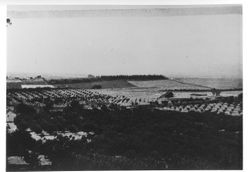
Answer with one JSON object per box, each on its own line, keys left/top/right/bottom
{"left": 6, "top": 78, "right": 243, "bottom": 170}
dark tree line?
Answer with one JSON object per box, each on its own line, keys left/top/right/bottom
{"left": 48, "top": 75, "right": 167, "bottom": 85}
{"left": 97, "top": 75, "right": 167, "bottom": 81}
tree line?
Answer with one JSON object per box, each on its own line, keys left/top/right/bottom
{"left": 48, "top": 75, "right": 167, "bottom": 84}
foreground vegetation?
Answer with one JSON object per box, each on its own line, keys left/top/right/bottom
{"left": 7, "top": 102, "right": 242, "bottom": 170}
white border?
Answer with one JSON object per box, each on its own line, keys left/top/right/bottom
{"left": 0, "top": 4, "right": 7, "bottom": 172}
{"left": 1, "top": 1, "right": 248, "bottom": 172}
{"left": 0, "top": 0, "right": 245, "bottom": 5}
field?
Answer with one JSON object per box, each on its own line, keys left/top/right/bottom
{"left": 7, "top": 78, "right": 136, "bottom": 89}
{"left": 54, "top": 80, "right": 135, "bottom": 89}
{"left": 129, "top": 79, "right": 207, "bottom": 90}
{"left": 6, "top": 78, "right": 243, "bottom": 170}
{"left": 7, "top": 103, "right": 242, "bottom": 170}
{"left": 176, "top": 78, "right": 243, "bottom": 89}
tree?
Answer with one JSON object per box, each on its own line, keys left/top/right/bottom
{"left": 161, "top": 91, "right": 174, "bottom": 98}
{"left": 238, "top": 93, "right": 243, "bottom": 101}
{"left": 15, "top": 103, "right": 36, "bottom": 114}
{"left": 92, "top": 85, "right": 102, "bottom": 89}
{"left": 23, "top": 150, "right": 39, "bottom": 168}
{"left": 7, "top": 18, "right": 12, "bottom": 26}
{"left": 44, "top": 100, "right": 53, "bottom": 112}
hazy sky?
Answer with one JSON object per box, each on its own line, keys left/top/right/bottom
{"left": 7, "top": 5, "right": 242, "bottom": 78}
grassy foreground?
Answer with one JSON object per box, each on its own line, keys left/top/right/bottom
{"left": 7, "top": 104, "right": 242, "bottom": 170}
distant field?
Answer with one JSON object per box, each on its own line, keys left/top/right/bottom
{"left": 129, "top": 80, "right": 206, "bottom": 90}
{"left": 129, "top": 78, "right": 242, "bottom": 90}
{"left": 95, "top": 87, "right": 162, "bottom": 102}
{"left": 54, "top": 80, "right": 136, "bottom": 89}
{"left": 7, "top": 82, "right": 50, "bottom": 89}
{"left": 7, "top": 78, "right": 242, "bottom": 90}
{"left": 7, "top": 78, "right": 49, "bottom": 89}
{"left": 176, "top": 78, "right": 243, "bottom": 89}
{"left": 96, "top": 87, "right": 242, "bottom": 101}
{"left": 96, "top": 78, "right": 242, "bottom": 101}
{"left": 7, "top": 82, "right": 22, "bottom": 89}
{"left": 7, "top": 79, "right": 136, "bottom": 89}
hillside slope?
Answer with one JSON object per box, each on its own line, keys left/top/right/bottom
{"left": 54, "top": 80, "right": 136, "bottom": 89}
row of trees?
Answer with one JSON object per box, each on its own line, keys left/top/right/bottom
{"left": 48, "top": 75, "right": 167, "bottom": 84}
{"left": 97, "top": 75, "right": 167, "bottom": 81}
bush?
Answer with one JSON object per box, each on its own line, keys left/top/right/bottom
{"left": 8, "top": 106, "right": 242, "bottom": 170}
{"left": 15, "top": 103, "right": 36, "bottom": 114}
{"left": 91, "top": 85, "right": 102, "bottom": 89}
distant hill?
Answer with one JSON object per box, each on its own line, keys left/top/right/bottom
{"left": 7, "top": 74, "right": 167, "bottom": 89}
{"left": 48, "top": 75, "right": 168, "bottom": 85}
{"left": 7, "top": 76, "right": 49, "bottom": 89}
{"left": 98, "top": 75, "right": 168, "bottom": 81}
{"left": 54, "top": 80, "right": 136, "bottom": 89}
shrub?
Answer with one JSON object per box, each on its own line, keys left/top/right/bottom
{"left": 91, "top": 85, "right": 102, "bottom": 89}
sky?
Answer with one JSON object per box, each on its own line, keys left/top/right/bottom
{"left": 7, "top": 5, "right": 242, "bottom": 78}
